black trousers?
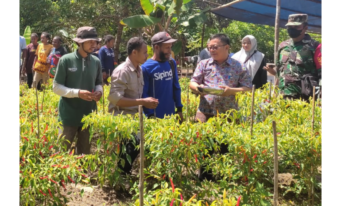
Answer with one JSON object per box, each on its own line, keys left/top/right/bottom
{"left": 27, "top": 73, "right": 33, "bottom": 88}
{"left": 118, "top": 133, "right": 141, "bottom": 174}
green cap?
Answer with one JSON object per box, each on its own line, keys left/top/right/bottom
{"left": 285, "top": 14, "right": 308, "bottom": 26}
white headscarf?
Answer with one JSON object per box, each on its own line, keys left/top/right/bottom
{"left": 232, "top": 35, "right": 264, "bottom": 80}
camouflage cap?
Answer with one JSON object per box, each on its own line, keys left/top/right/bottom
{"left": 285, "top": 14, "right": 308, "bottom": 26}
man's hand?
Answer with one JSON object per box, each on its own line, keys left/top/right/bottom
{"left": 78, "top": 90, "right": 93, "bottom": 101}
{"left": 263, "top": 65, "right": 277, "bottom": 76}
{"left": 92, "top": 91, "right": 102, "bottom": 102}
{"left": 195, "top": 84, "right": 207, "bottom": 97}
{"left": 142, "top": 97, "right": 159, "bottom": 109}
{"left": 219, "top": 85, "right": 234, "bottom": 96}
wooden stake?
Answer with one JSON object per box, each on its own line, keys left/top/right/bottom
{"left": 103, "top": 85, "right": 105, "bottom": 115}
{"left": 269, "top": 81, "right": 272, "bottom": 102}
{"left": 312, "top": 86, "right": 316, "bottom": 133}
{"left": 250, "top": 85, "right": 255, "bottom": 138}
{"left": 274, "top": 0, "right": 281, "bottom": 86}
{"left": 41, "top": 83, "right": 46, "bottom": 114}
{"left": 272, "top": 121, "right": 278, "bottom": 206}
{"left": 138, "top": 105, "right": 145, "bottom": 206}
{"left": 311, "top": 86, "right": 316, "bottom": 206}
{"left": 35, "top": 81, "right": 40, "bottom": 139}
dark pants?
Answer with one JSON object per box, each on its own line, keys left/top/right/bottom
{"left": 27, "top": 73, "right": 33, "bottom": 88}
{"left": 59, "top": 126, "right": 91, "bottom": 155}
{"left": 118, "top": 133, "right": 141, "bottom": 174}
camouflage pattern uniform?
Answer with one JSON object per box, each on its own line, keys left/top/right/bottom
{"left": 276, "top": 14, "right": 320, "bottom": 99}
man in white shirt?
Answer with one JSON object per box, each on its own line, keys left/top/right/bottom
{"left": 19, "top": 36, "right": 26, "bottom": 81}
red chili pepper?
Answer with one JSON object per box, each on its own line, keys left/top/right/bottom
{"left": 20, "top": 171, "right": 23, "bottom": 173}
{"left": 236, "top": 196, "right": 241, "bottom": 206}
{"left": 255, "top": 160, "right": 258, "bottom": 163}
{"left": 50, "top": 152, "right": 60, "bottom": 158}
{"left": 170, "top": 199, "right": 175, "bottom": 206}
{"left": 61, "top": 180, "right": 66, "bottom": 190}
{"left": 163, "top": 174, "right": 166, "bottom": 180}
{"left": 22, "top": 157, "right": 25, "bottom": 162}
{"left": 170, "top": 178, "right": 175, "bottom": 193}
{"left": 44, "top": 124, "right": 48, "bottom": 133}
{"left": 262, "top": 149, "right": 267, "bottom": 154}
{"left": 69, "top": 149, "right": 74, "bottom": 155}
{"left": 250, "top": 168, "right": 254, "bottom": 172}
{"left": 48, "top": 189, "right": 53, "bottom": 198}
{"left": 39, "top": 176, "right": 48, "bottom": 180}
{"left": 51, "top": 164, "right": 59, "bottom": 167}
{"left": 81, "top": 174, "right": 88, "bottom": 178}
{"left": 180, "top": 194, "right": 184, "bottom": 206}
{"left": 76, "top": 154, "right": 85, "bottom": 159}
{"left": 67, "top": 175, "right": 75, "bottom": 183}
{"left": 277, "top": 132, "right": 281, "bottom": 136}
{"left": 170, "top": 132, "right": 173, "bottom": 137}
{"left": 49, "top": 145, "right": 53, "bottom": 150}
{"left": 23, "top": 137, "right": 29, "bottom": 141}
{"left": 62, "top": 165, "right": 69, "bottom": 169}
{"left": 263, "top": 161, "right": 267, "bottom": 164}
{"left": 39, "top": 189, "right": 46, "bottom": 196}
{"left": 194, "top": 154, "right": 198, "bottom": 163}
{"left": 202, "top": 155, "right": 205, "bottom": 160}
{"left": 39, "top": 151, "right": 44, "bottom": 159}
{"left": 196, "top": 132, "right": 199, "bottom": 138}
{"left": 33, "top": 144, "right": 36, "bottom": 149}
{"left": 31, "top": 122, "right": 33, "bottom": 133}
{"left": 49, "top": 179, "right": 58, "bottom": 185}
{"left": 253, "top": 154, "right": 257, "bottom": 159}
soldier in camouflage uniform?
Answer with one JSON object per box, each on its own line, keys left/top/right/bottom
{"left": 265, "top": 14, "right": 321, "bottom": 101}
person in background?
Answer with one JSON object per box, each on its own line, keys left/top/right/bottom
{"left": 32, "top": 32, "right": 53, "bottom": 89}
{"left": 92, "top": 38, "right": 102, "bottom": 58}
{"left": 99, "top": 35, "right": 115, "bottom": 84}
{"left": 314, "top": 43, "right": 322, "bottom": 98}
{"left": 48, "top": 36, "right": 67, "bottom": 78}
{"left": 53, "top": 26, "right": 103, "bottom": 155}
{"left": 197, "top": 39, "right": 211, "bottom": 63}
{"left": 22, "top": 33, "right": 38, "bottom": 88}
{"left": 108, "top": 37, "right": 158, "bottom": 174}
{"left": 264, "top": 14, "right": 320, "bottom": 101}
{"left": 189, "top": 34, "right": 252, "bottom": 180}
{"left": 232, "top": 35, "right": 267, "bottom": 89}
{"left": 141, "top": 31, "right": 183, "bottom": 121}
{"left": 20, "top": 36, "right": 27, "bottom": 81}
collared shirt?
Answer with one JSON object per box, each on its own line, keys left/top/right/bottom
{"left": 191, "top": 56, "right": 252, "bottom": 115}
{"left": 108, "top": 57, "right": 144, "bottom": 116}
{"left": 53, "top": 50, "right": 103, "bottom": 127}
{"left": 20, "top": 36, "right": 26, "bottom": 66}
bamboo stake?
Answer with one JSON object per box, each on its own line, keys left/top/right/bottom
{"left": 35, "top": 80, "right": 40, "bottom": 139}
{"left": 274, "top": 0, "right": 281, "bottom": 86}
{"left": 311, "top": 86, "right": 316, "bottom": 133}
{"left": 311, "top": 86, "right": 316, "bottom": 206}
{"left": 250, "top": 85, "right": 255, "bottom": 137}
{"left": 103, "top": 85, "right": 105, "bottom": 115}
{"left": 269, "top": 81, "right": 272, "bottom": 102}
{"left": 138, "top": 105, "right": 145, "bottom": 206}
{"left": 272, "top": 121, "right": 278, "bottom": 206}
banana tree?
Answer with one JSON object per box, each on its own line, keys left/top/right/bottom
{"left": 120, "top": 0, "right": 208, "bottom": 56}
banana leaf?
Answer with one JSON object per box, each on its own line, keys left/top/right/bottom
{"left": 121, "top": 15, "right": 161, "bottom": 28}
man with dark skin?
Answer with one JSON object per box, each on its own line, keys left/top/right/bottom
{"left": 23, "top": 33, "right": 39, "bottom": 88}
{"left": 48, "top": 36, "right": 67, "bottom": 78}
{"left": 99, "top": 35, "right": 115, "bottom": 84}
{"left": 141, "top": 32, "right": 183, "bottom": 122}
{"left": 53, "top": 26, "right": 103, "bottom": 155}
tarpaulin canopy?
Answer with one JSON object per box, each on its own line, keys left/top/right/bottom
{"left": 211, "top": 0, "right": 321, "bottom": 33}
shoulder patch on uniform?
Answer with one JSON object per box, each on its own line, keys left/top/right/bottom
{"left": 279, "top": 40, "right": 290, "bottom": 50}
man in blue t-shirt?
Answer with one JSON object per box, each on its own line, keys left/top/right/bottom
{"left": 98, "top": 35, "right": 115, "bottom": 84}
{"left": 141, "top": 32, "right": 183, "bottom": 121}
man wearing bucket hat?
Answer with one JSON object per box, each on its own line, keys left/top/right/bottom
{"left": 53, "top": 26, "right": 103, "bottom": 155}
{"left": 141, "top": 31, "right": 183, "bottom": 121}
{"left": 264, "top": 14, "right": 321, "bottom": 101}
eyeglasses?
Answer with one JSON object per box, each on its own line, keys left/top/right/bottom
{"left": 207, "top": 44, "right": 227, "bottom": 51}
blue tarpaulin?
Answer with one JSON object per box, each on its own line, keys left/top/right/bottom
{"left": 211, "top": 0, "right": 321, "bottom": 33}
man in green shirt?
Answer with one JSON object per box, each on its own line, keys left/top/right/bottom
{"left": 53, "top": 26, "right": 103, "bottom": 154}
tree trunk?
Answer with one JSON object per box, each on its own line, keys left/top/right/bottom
{"left": 114, "top": 7, "right": 129, "bottom": 63}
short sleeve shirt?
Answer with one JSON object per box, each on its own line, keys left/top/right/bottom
{"left": 20, "top": 36, "right": 27, "bottom": 65}
{"left": 191, "top": 57, "right": 252, "bottom": 115}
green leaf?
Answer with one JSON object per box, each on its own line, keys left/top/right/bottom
{"left": 59, "top": 29, "right": 69, "bottom": 38}
{"left": 120, "top": 15, "right": 161, "bottom": 28}
{"left": 183, "top": 0, "right": 191, "bottom": 4}
{"left": 140, "top": 0, "right": 154, "bottom": 15}
{"left": 168, "top": 2, "right": 175, "bottom": 16}
{"left": 173, "top": 0, "right": 183, "bottom": 16}
{"left": 23, "top": 26, "right": 31, "bottom": 45}
{"left": 172, "top": 41, "right": 182, "bottom": 55}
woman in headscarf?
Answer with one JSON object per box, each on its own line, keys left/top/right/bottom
{"left": 232, "top": 35, "right": 267, "bottom": 89}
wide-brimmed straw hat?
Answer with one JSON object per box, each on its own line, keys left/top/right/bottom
{"left": 72, "top": 26, "right": 100, "bottom": 43}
